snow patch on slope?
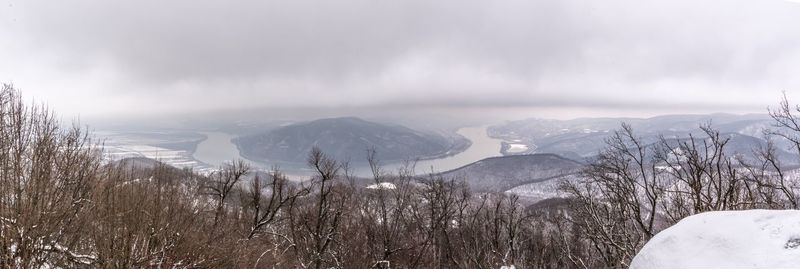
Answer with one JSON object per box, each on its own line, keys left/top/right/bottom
{"left": 630, "top": 210, "right": 800, "bottom": 269}
{"left": 366, "top": 182, "right": 396, "bottom": 190}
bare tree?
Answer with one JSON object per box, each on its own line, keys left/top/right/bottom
{"left": 0, "top": 84, "right": 102, "bottom": 268}
{"left": 207, "top": 159, "right": 250, "bottom": 227}
{"left": 761, "top": 92, "right": 800, "bottom": 208}
{"left": 357, "top": 149, "right": 423, "bottom": 268}
{"left": 561, "top": 123, "right": 664, "bottom": 267}
{"left": 288, "top": 147, "right": 352, "bottom": 269}
{"left": 244, "top": 168, "right": 306, "bottom": 240}
{"left": 562, "top": 119, "right": 800, "bottom": 267}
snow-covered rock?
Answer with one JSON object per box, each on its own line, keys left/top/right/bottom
{"left": 630, "top": 210, "right": 800, "bottom": 269}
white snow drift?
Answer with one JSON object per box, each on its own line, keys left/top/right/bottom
{"left": 630, "top": 210, "right": 800, "bottom": 269}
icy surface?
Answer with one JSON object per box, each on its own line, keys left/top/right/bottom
{"left": 630, "top": 210, "right": 800, "bottom": 269}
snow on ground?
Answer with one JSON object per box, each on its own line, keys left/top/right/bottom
{"left": 104, "top": 144, "right": 201, "bottom": 169}
{"left": 366, "top": 182, "right": 397, "bottom": 190}
{"left": 505, "top": 180, "right": 562, "bottom": 202}
{"left": 630, "top": 210, "right": 800, "bottom": 269}
{"left": 97, "top": 131, "right": 218, "bottom": 174}
{"left": 504, "top": 175, "right": 577, "bottom": 203}
{"left": 506, "top": 143, "right": 529, "bottom": 154}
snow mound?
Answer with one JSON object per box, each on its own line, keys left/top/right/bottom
{"left": 366, "top": 182, "right": 396, "bottom": 190}
{"left": 630, "top": 210, "right": 800, "bottom": 269}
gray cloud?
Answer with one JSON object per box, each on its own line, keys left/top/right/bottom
{"left": 1, "top": 0, "right": 799, "bottom": 118}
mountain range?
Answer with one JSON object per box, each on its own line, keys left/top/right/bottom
{"left": 488, "top": 113, "right": 798, "bottom": 164}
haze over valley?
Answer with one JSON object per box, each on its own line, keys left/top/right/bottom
{"left": 3, "top": 0, "right": 800, "bottom": 268}
{"left": 94, "top": 112, "right": 800, "bottom": 187}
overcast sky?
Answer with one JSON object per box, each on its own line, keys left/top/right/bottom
{"left": 1, "top": 0, "right": 799, "bottom": 121}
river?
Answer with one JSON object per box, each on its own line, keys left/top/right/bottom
{"left": 193, "top": 132, "right": 243, "bottom": 167}
{"left": 380, "top": 126, "right": 504, "bottom": 174}
{"left": 192, "top": 126, "right": 504, "bottom": 177}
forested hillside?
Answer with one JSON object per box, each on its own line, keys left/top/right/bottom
{"left": 235, "top": 117, "right": 469, "bottom": 164}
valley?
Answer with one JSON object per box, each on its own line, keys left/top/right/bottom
{"left": 97, "top": 122, "right": 507, "bottom": 177}
{"left": 99, "top": 113, "right": 800, "bottom": 185}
